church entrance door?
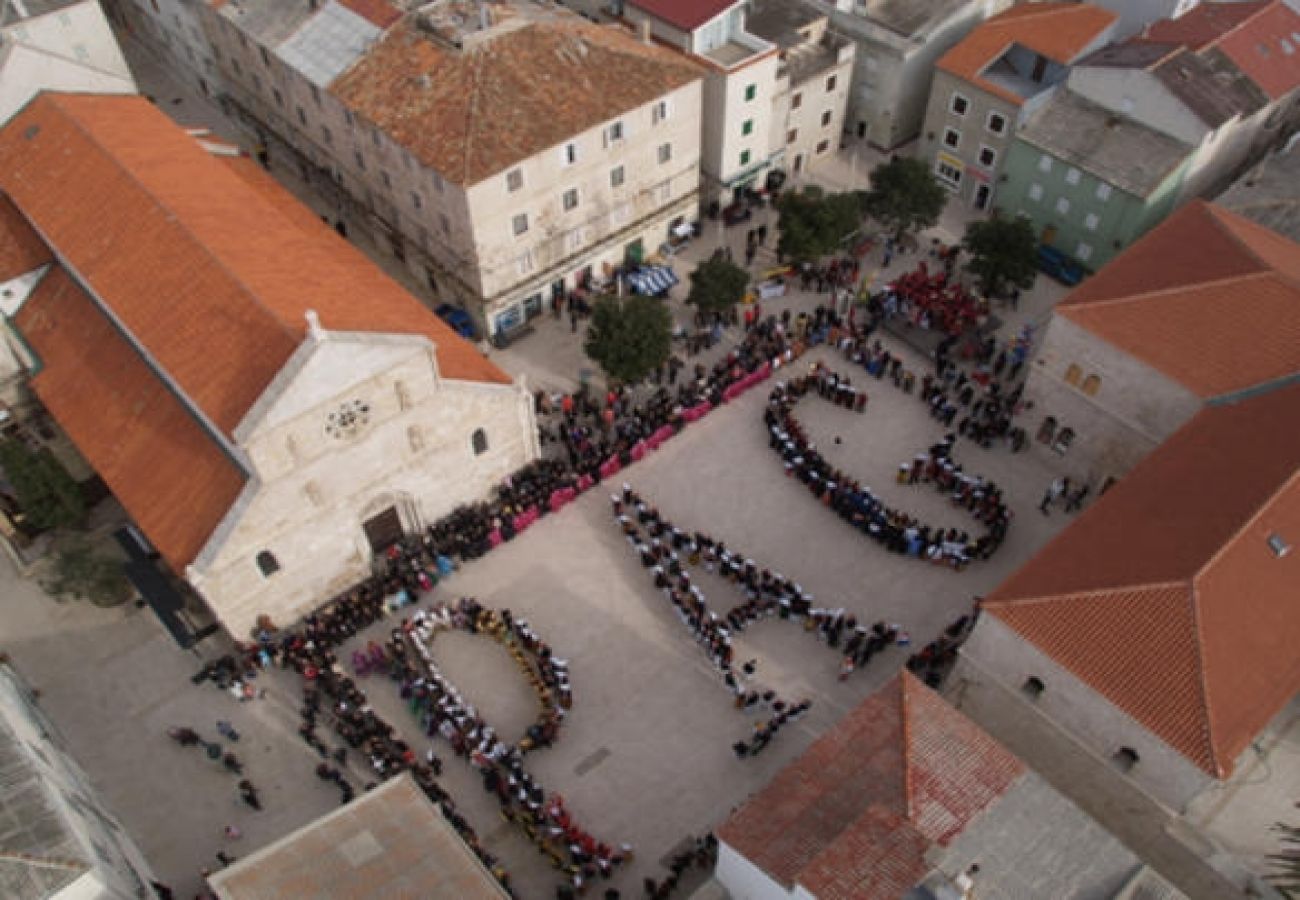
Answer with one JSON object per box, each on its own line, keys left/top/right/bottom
{"left": 363, "top": 507, "right": 404, "bottom": 553}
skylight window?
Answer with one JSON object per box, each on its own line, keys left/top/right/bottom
{"left": 1267, "top": 533, "right": 1291, "bottom": 558}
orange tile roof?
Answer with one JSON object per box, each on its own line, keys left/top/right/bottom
{"left": 331, "top": 17, "right": 703, "bottom": 185}
{"left": 1212, "top": 0, "right": 1300, "bottom": 100}
{"left": 985, "top": 381, "right": 1300, "bottom": 777}
{"left": 0, "top": 195, "right": 51, "bottom": 282}
{"left": 717, "top": 674, "right": 1024, "bottom": 895}
{"left": 936, "top": 2, "right": 1118, "bottom": 106}
{"left": 626, "top": 0, "right": 736, "bottom": 32}
{"left": 336, "top": 0, "right": 402, "bottom": 30}
{"left": 14, "top": 267, "right": 246, "bottom": 572}
{"left": 1143, "top": 0, "right": 1270, "bottom": 50}
{"left": 1057, "top": 201, "right": 1300, "bottom": 399}
{"left": 0, "top": 94, "right": 509, "bottom": 441}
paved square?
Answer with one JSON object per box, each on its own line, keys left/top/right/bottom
{"left": 343, "top": 339, "right": 1076, "bottom": 897}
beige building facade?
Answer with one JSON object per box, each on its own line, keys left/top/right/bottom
{"left": 103, "top": 0, "right": 223, "bottom": 98}
{"left": 1021, "top": 313, "right": 1201, "bottom": 486}
{"left": 199, "top": 0, "right": 704, "bottom": 340}
{"left": 190, "top": 326, "right": 537, "bottom": 638}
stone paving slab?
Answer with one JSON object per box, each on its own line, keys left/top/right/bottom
{"left": 336, "top": 343, "right": 1076, "bottom": 897}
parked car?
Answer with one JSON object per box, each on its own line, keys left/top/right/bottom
{"left": 1036, "top": 244, "right": 1087, "bottom": 286}
{"left": 435, "top": 303, "right": 476, "bottom": 339}
{"left": 722, "top": 202, "right": 753, "bottom": 226}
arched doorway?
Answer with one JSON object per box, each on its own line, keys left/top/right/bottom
{"left": 358, "top": 492, "right": 418, "bottom": 554}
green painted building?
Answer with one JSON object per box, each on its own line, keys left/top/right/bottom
{"left": 996, "top": 89, "right": 1192, "bottom": 272}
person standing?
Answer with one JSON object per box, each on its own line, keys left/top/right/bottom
{"left": 238, "top": 780, "right": 261, "bottom": 811}
{"left": 1039, "top": 477, "right": 1069, "bottom": 514}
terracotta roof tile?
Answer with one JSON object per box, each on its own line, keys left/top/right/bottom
{"left": 0, "top": 194, "right": 51, "bottom": 282}
{"left": 718, "top": 674, "right": 1022, "bottom": 894}
{"left": 13, "top": 267, "right": 245, "bottom": 571}
{"left": 936, "top": 2, "right": 1117, "bottom": 106}
{"left": 1212, "top": 0, "right": 1300, "bottom": 100}
{"left": 331, "top": 16, "right": 702, "bottom": 185}
{"left": 986, "top": 382, "right": 1300, "bottom": 776}
{"left": 1058, "top": 201, "right": 1300, "bottom": 398}
{"left": 1143, "top": 0, "right": 1270, "bottom": 50}
{"left": 336, "top": 0, "right": 402, "bottom": 30}
{"left": 625, "top": 0, "right": 737, "bottom": 33}
{"left": 0, "top": 94, "right": 509, "bottom": 440}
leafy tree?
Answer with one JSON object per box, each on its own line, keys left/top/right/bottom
{"left": 687, "top": 256, "right": 750, "bottom": 316}
{"left": 776, "top": 187, "right": 863, "bottom": 264}
{"left": 862, "top": 156, "right": 947, "bottom": 241}
{"left": 0, "top": 439, "right": 85, "bottom": 531}
{"left": 583, "top": 294, "right": 673, "bottom": 385}
{"left": 41, "top": 537, "right": 131, "bottom": 607}
{"left": 962, "top": 214, "right": 1039, "bottom": 298}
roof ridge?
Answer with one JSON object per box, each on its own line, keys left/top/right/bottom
{"left": 899, "top": 674, "right": 915, "bottom": 821}
{"left": 50, "top": 95, "right": 302, "bottom": 377}
{"left": 1189, "top": 465, "right": 1300, "bottom": 776}
{"left": 1206, "top": 0, "right": 1275, "bottom": 50}
{"left": 1061, "top": 268, "right": 1278, "bottom": 313}
{"left": 986, "top": 580, "right": 1192, "bottom": 610}
{"left": 461, "top": 31, "right": 494, "bottom": 184}
{"left": 1181, "top": 579, "right": 1224, "bottom": 776}
{"left": 1208, "top": 206, "right": 1300, "bottom": 292}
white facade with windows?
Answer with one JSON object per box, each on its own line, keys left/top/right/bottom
{"left": 105, "top": 0, "right": 224, "bottom": 98}
{"left": 921, "top": 68, "right": 1025, "bottom": 210}
{"left": 198, "top": 0, "right": 704, "bottom": 339}
{"left": 189, "top": 327, "right": 537, "bottom": 637}
{"left": 813, "top": 0, "right": 1012, "bottom": 150}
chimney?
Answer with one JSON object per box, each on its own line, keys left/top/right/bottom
{"left": 305, "top": 309, "right": 323, "bottom": 339}
{"left": 639, "top": 18, "right": 652, "bottom": 44}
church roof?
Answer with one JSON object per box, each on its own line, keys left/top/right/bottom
{"left": 0, "top": 93, "right": 510, "bottom": 570}
{"left": 985, "top": 381, "right": 1300, "bottom": 777}
{"left": 1057, "top": 200, "right": 1300, "bottom": 399}
{"left": 0, "top": 93, "right": 509, "bottom": 437}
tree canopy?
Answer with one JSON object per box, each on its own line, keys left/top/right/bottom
{"left": 776, "top": 187, "right": 863, "bottom": 264}
{"left": 42, "top": 537, "right": 131, "bottom": 607}
{"left": 962, "top": 214, "right": 1039, "bottom": 298}
{"left": 583, "top": 294, "right": 673, "bottom": 385}
{"left": 0, "top": 439, "right": 85, "bottom": 532}
{"left": 687, "top": 256, "right": 750, "bottom": 315}
{"left": 862, "top": 157, "right": 947, "bottom": 241}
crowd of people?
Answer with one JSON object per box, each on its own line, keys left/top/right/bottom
{"left": 765, "top": 364, "right": 1011, "bottom": 569}
{"left": 381, "top": 600, "right": 628, "bottom": 893}
{"left": 614, "top": 484, "right": 889, "bottom": 755}
{"left": 905, "top": 613, "right": 976, "bottom": 688}
{"left": 878, "top": 259, "right": 987, "bottom": 336}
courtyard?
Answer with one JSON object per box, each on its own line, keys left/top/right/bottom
{"left": 329, "top": 334, "right": 1077, "bottom": 896}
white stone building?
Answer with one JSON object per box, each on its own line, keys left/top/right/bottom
{"left": 0, "top": 0, "right": 135, "bottom": 123}
{"left": 622, "top": 0, "right": 853, "bottom": 200}
{"left": 101, "top": 0, "right": 222, "bottom": 98}
{"left": 1020, "top": 200, "right": 1300, "bottom": 488}
{"left": 197, "top": 0, "right": 704, "bottom": 340}
{"left": 0, "top": 658, "right": 156, "bottom": 898}
{"left": 808, "top": 0, "right": 1013, "bottom": 150}
{"left": 920, "top": 2, "right": 1118, "bottom": 212}
{"left": 1089, "top": 0, "right": 1201, "bottom": 40}
{"left": 0, "top": 92, "right": 538, "bottom": 639}
{"left": 957, "top": 377, "right": 1300, "bottom": 817}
